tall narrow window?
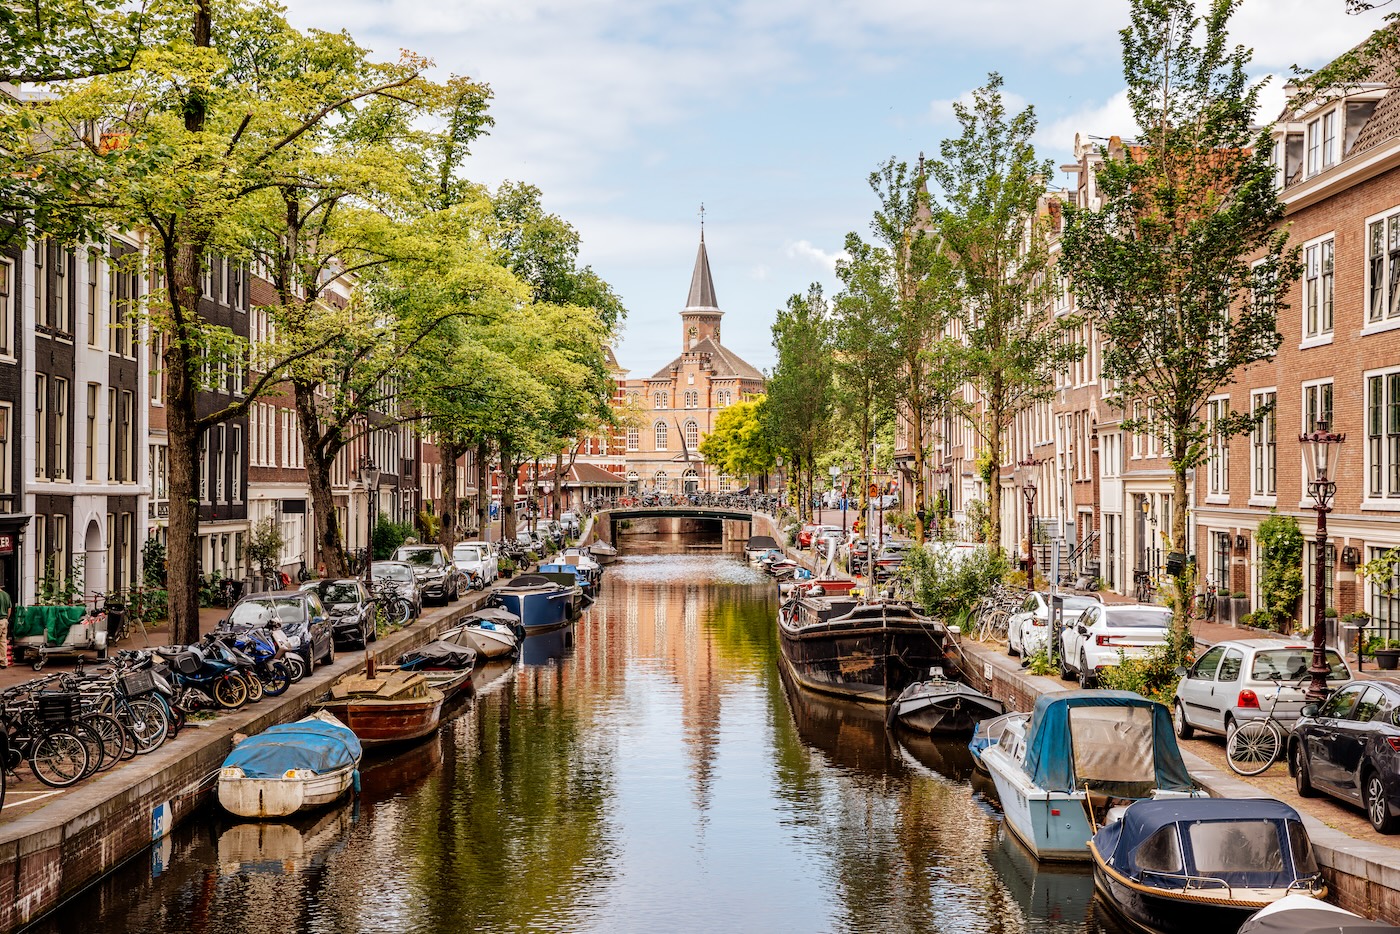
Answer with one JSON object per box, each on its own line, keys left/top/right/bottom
{"left": 54, "top": 248, "right": 70, "bottom": 333}
{"left": 1304, "top": 381, "right": 1334, "bottom": 432}
{"left": 0, "top": 405, "right": 11, "bottom": 496}
{"left": 33, "top": 241, "right": 47, "bottom": 329}
{"left": 1304, "top": 239, "right": 1334, "bottom": 339}
{"left": 200, "top": 433, "right": 209, "bottom": 502}
{"left": 1306, "top": 117, "right": 1321, "bottom": 176}
{"left": 1251, "top": 390, "right": 1276, "bottom": 497}
{"left": 86, "top": 383, "right": 98, "bottom": 481}
{"left": 232, "top": 425, "right": 242, "bottom": 503}
{"left": 53, "top": 378, "right": 68, "bottom": 480}
{"left": 684, "top": 419, "right": 699, "bottom": 450}
{"left": 34, "top": 374, "right": 47, "bottom": 479}
{"left": 0, "top": 259, "right": 11, "bottom": 357}
{"left": 121, "top": 390, "right": 134, "bottom": 481}
{"left": 215, "top": 424, "right": 226, "bottom": 502}
{"left": 1321, "top": 109, "right": 1338, "bottom": 169}
{"left": 107, "top": 387, "right": 116, "bottom": 482}
{"left": 86, "top": 250, "right": 100, "bottom": 346}
{"left": 654, "top": 421, "right": 668, "bottom": 451}
{"left": 1367, "top": 371, "right": 1400, "bottom": 499}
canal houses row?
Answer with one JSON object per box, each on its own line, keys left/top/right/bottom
{"left": 896, "top": 30, "right": 1400, "bottom": 645}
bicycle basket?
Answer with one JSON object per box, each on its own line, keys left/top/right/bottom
{"left": 37, "top": 691, "right": 81, "bottom": 724}
{"left": 119, "top": 669, "right": 156, "bottom": 697}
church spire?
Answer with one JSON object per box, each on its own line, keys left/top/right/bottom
{"left": 684, "top": 230, "right": 719, "bottom": 312}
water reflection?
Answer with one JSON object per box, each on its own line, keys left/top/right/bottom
{"left": 34, "top": 536, "right": 1126, "bottom": 934}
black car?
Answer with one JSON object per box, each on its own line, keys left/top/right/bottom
{"left": 304, "top": 579, "right": 376, "bottom": 647}
{"left": 225, "top": 590, "right": 336, "bottom": 673}
{"left": 1289, "top": 678, "right": 1400, "bottom": 833}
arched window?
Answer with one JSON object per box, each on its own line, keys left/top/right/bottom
{"left": 654, "top": 391, "right": 667, "bottom": 409}
{"left": 654, "top": 470, "right": 669, "bottom": 491}
{"left": 626, "top": 427, "right": 639, "bottom": 451}
{"left": 684, "top": 419, "right": 699, "bottom": 450}
{"left": 654, "top": 421, "right": 668, "bottom": 450}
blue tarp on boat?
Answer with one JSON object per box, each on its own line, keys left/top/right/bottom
{"left": 223, "top": 718, "right": 361, "bottom": 778}
{"left": 1021, "top": 690, "right": 1194, "bottom": 794}
{"left": 1095, "top": 798, "right": 1311, "bottom": 889}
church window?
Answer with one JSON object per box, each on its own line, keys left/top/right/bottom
{"left": 654, "top": 421, "right": 668, "bottom": 450}
{"left": 684, "top": 420, "right": 699, "bottom": 449}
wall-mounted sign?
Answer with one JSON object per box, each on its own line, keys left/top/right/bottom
{"left": 0, "top": 533, "right": 15, "bottom": 555}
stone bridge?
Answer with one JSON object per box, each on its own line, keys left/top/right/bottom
{"left": 591, "top": 505, "right": 758, "bottom": 544}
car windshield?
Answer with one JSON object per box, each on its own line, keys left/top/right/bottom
{"left": 321, "top": 583, "right": 361, "bottom": 606}
{"left": 1104, "top": 609, "right": 1171, "bottom": 628}
{"left": 399, "top": 550, "right": 442, "bottom": 567}
{"left": 232, "top": 597, "right": 305, "bottom": 625}
{"left": 454, "top": 547, "right": 483, "bottom": 562}
{"left": 1251, "top": 648, "right": 1349, "bottom": 682}
{"left": 373, "top": 564, "right": 413, "bottom": 583}
{"left": 1063, "top": 597, "right": 1100, "bottom": 613}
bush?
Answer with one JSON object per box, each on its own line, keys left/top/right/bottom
{"left": 142, "top": 538, "right": 167, "bottom": 588}
{"left": 1025, "top": 647, "right": 1055, "bottom": 676}
{"left": 1096, "top": 645, "right": 1183, "bottom": 705}
{"left": 900, "top": 543, "right": 1010, "bottom": 629}
{"left": 372, "top": 513, "right": 415, "bottom": 560}
{"left": 1255, "top": 511, "right": 1303, "bottom": 631}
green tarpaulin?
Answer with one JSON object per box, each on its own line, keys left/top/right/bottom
{"left": 13, "top": 605, "right": 87, "bottom": 645}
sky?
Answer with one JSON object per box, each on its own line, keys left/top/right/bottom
{"left": 282, "top": 0, "right": 1382, "bottom": 379}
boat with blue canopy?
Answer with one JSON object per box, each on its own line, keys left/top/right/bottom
{"left": 491, "top": 574, "right": 575, "bottom": 630}
{"left": 218, "top": 712, "right": 362, "bottom": 818}
{"left": 1090, "top": 798, "right": 1326, "bottom": 934}
{"left": 979, "top": 690, "right": 1201, "bottom": 861}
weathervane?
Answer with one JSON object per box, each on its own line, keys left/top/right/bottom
{"left": 699, "top": 202, "right": 705, "bottom": 239}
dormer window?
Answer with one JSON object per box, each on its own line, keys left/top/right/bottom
{"left": 1306, "top": 109, "right": 1338, "bottom": 177}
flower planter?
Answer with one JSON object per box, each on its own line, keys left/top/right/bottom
{"left": 1375, "top": 649, "right": 1400, "bottom": 671}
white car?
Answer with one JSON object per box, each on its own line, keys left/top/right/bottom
{"left": 1058, "top": 603, "right": 1173, "bottom": 688}
{"left": 452, "top": 541, "right": 498, "bottom": 584}
{"left": 1006, "top": 592, "right": 1102, "bottom": 658}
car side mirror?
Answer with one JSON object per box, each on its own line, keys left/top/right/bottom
{"left": 1300, "top": 703, "right": 1320, "bottom": 719}
{"left": 1174, "top": 667, "right": 1188, "bottom": 678}
{"left": 218, "top": 619, "right": 227, "bottom": 626}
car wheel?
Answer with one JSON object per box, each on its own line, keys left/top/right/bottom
{"left": 1058, "top": 649, "right": 1075, "bottom": 681}
{"left": 1078, "top": 653, "right": 1095, "bottom": 689}
{"left": 1006, "top": 626, "right": 1020, "bottom": 657}
{"left": 1173, "top": 702, "right": 1195, "bottom": 740}
{"left": 1364, "top": 769, "right": 1400, "bottom": 833}
{"left": 1224, "top": 715, "right": 1237, "bottom": 747}
{"left": 1292, "top": 745, "right": 1317, "bottom": 798}
{"left": 325, "top": 642, "right": 336, "bottom": 665}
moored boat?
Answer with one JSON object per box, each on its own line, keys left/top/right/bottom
{"left": 587, "top": 540, "right": 618, "bottom": 565}
{"left": 217, "top": 712, "right": 362, "bottom": 818}
{"left": 968, "top": 711, "right": 1021, "bottom": 774}
{"left": 491, "top": 574, "right": 575, "bottom": 630}
{"left": 396, "top": 640, "right": 478, "bottom": 700}
{"left": 979, "top": 690, "right": 1201, "bottom": 861}
{"left": 1238, "top": 893, "right": 1392, "bottom": 933}
{"left": 890, "top": 668, "right": 1005, "bottom": 735}
{"left": 1090, "top": 798, "right": 1326, "bottom": 934}
{"left": 441, "top": 607, "right": 522, "bottom": 659}
{"left": 316, "top": 670, "right": 444, "bottom": 748}
{"left": 538, "top": 561, "right": 595, "bottom": 605}
{"left": 745, "top": 535, "right": 781, "bottom": 563}
{"left": 777, "top": 593, "right": 951, "bottom": 704}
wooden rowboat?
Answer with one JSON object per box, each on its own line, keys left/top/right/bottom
{"left": 316, "top": 670, "right": 444, "bottom": 748}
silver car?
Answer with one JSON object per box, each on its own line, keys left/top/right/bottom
{"left": 1172, "top": 638, "right": 1353, "bottom": 741}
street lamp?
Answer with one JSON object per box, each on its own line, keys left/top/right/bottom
{"left": 841, "top": 463, "right": 853, "bottom": 535}
{"left": 1015, "top": 458, "right": 1039, "bottom": 587}
{"left": 775, "top": 454, "right": 785, "bottom": 510}
{"left": 357, "top": 457, "right": 381, "bottom": 677}
{"left": 1300, "top": 419, "right": 1345, "bottom": 703}
{"left": 933, "top": 465, "right": 953, "bottom": 540}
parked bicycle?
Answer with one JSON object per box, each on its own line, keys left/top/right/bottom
{"left": 1225, "top": 675, "right": 1311, "bottom": 776}
{"left": 1187, "top": 579, "right": 1219, "bottom": 621}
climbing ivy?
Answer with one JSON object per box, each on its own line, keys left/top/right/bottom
{"left": 1255, "top": 511, "right": 1303, "bottom": 632}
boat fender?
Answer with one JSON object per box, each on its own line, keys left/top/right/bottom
{"left": 352, "top": 769, "right": 361, "bottom": 794}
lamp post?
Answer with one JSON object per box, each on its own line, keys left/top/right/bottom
{"left": 933, "top": 465, "right": 953, "bottom": 540}
{"left": 1016, "top": 459, "right": 1039, "bottom": 587}
{"left": 1300, "top": 419, "right": 1345, "bottom": 703}
{"left": 357, "top": 458, "right": 381, "bottom": 678}
{"left": 775, "top": 454, "right": 785, "bottom": 511}
{"left": 841, "top": 463, "right": 852, "bottom": 535}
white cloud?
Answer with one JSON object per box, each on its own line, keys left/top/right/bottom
{"left": 785, "top": 240, "right": 849, "bottom": 273}
{"left": 1036, "top": 89, "right": 1139, "bottom": 165}
{"left": 930, "top": 88, "right": 1029, "bottom": 126}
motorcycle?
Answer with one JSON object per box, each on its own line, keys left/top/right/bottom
{"left": 152, "top": 644, "right": 248, "bottom": 710}
{"left": 218, "top": 627, "right": 292, "bottom": 697}
{"left": 200, "top": 632, "right": 266, "bottom": 703}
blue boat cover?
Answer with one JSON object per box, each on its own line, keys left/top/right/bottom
{"left": 1021, "top": 690, "right": 1194, "bottom": 793}
{"left": 223, "top": 718, "right": 362, "bottom": 778}
{"left": 1095, "top": 798, "right": 1310, "bottom": 890}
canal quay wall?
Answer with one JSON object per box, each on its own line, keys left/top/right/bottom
{"left": 956, "top": 638, "right": 1400, "bottom": 925}
{"left": 0, "top": 588, "right": 500, "bottom": 934}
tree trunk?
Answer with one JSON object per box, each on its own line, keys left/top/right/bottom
{"left": 987, "top": 428, "right": 1003, "bottom": 555}
{"left": 911, "top": 403, "right": 927, "bottom": 544}
{"left": 499, "top": 438, "right": 517, "bottom": 542}
{"left": 295, "top": 381, "right": 348, "bottom": 578}
{"left": 476, "top": 439, "right": 490, "bottom": 540}
{"left": 1171, "top": 455, "right": 1192, "bottom": 654}
{"left": 439, "top": 439, "right": 463, "bottom": 549}
{"left": 554, "top": 450, "right": 566, "bottom": 521}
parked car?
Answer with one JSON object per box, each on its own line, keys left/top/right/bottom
{"left": 1006, "top": 592, "right": 1101, "bottom": 658}
{"left": 225, "top": 590, "right": 335, "bottom": 672}
{"left": 841, "top": 538, "right": 870, "bottom": 571}
{"left": 371, "top": 561, "right": 424, "bottom": 618}
{"left": 1058, "top": 603, "right": 1173, "bottom": 688}
{"left": 814, "top": 529, "right": 846, "bottom": 558}
{"left": 560, "top": 511, "right": 580, "bottom": 534}
{"left": 874, "top": 540, "right": 913, "bottom": 579}
{"left": 300, "top": 579, "right": 376, "bottom": 647}
{"left": 392, "top": 544, "right": 462, "bottom": 605}
{"left": 796, "top": 524, "right": 826, "bottom": 548}
{"left": 453, "top": 541, "right": 498, "bottom": 585}
{"left": 1289, "top": 678, "right": 1400, "bottom": 833}
{"left": 1173, "top": 639, "right": 1353, "bottom": 741}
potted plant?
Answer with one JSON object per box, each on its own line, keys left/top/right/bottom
{"left": 1375, "top": 640, "right": 1400, "bottom": 671}
{"left": 1223, "top": 591, "right": 1250, "bottom": 625}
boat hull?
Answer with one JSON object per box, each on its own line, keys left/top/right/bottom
{"left": 420, "top": 667, "right": 473, "bottom": 700}
{"left": 315, "top": 691, "right": 444, "bottom": 748}
{"left": 447, "top": 624, "right": 517, "bottom": 659}
{"left": 218, "top": 765, "right": 355, "bottom": 818}
{"left": 495, "top": 589, "right": 571, "bottom": 631}
{"left": 778, "top": 602, "right": 946, "bottom": 704}
{"left": 894, "top": 690, "right": 1005, "bottom": 735}
{"left": 981, "top": 744, "right": 1096, "bottom": 861}
{"left": 1089, "top": 841, "right": 1302, "bottom": 934}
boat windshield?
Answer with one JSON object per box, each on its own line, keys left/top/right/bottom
{"left": 1069, "top": 705, "right": 1155, "bottom": 791}
{"left": 1187, "top": 820, "right": 1285, "bottom": 875}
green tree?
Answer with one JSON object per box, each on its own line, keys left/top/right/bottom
{"left": 699, "top": 396, "right": 775, "bottom": 485}
{"left": 929, "top": 73, "right": 1081, "bottom": 553}
{"left": 766, "top": 285, "right": 835, "bottom": 521}
{"left": 1058, "top": 0, "right": 1300, "bottom": 658}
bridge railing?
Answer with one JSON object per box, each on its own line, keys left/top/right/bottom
{"left": 583, "top": 493, "right": 780, "bottom": 516}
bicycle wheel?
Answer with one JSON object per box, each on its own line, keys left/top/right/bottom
{"left": 68, "top": 720, "right": 106, "bottom": 777}
{"left": 1227, "top": 719, "right": 1284, "bottom": 776}
{"left": 121, "top": 697, "right": 169, "bottom": 752}
{"left": 30, "top": 729, "right": 91, "bottom": 787}
{"left": 82, "top": 714, "right": 130, "bottom": 771}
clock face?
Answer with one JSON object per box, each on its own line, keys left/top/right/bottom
{"left": 688, "top": 324, "right": 697, "bottom": 337}
{"left": 713, "top": 326, "right": 720, "bottom": 340}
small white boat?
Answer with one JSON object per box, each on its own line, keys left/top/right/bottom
{"left": 890, "top": 669, "right": 1005, "bottom": 735}
{"left": 587, "top": 541, "right": 618, "bottom": 565}
{"left": 218, "top": 712, "right": 362, "bottom": 819}
{"left": 442, "top": 607, "right": 522, "bottom": 659}
{"left": 1239, "top": 893, "right": 1390, "bottom": 932}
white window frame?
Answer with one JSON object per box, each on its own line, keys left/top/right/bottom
{"left": 1364, "top": 205, "right": 1400, "bottom": 334}
{"left": 1249, "top": 388, "right": 1277, "bottom": 504}
{"left": 34, "top": 374, "right": 47, "bottom": 480}
{"left": 654, "top": 421, "right": 668, "bottom": 451}
{"left": 53, "top": 377, "right": 68, "bottom": 481}
{"left": 1206, "top": 396, "right": 1229, "bottom": 500}
{"left": 626, "top": 427, "right": 639, "bottom": 452}
{"left": 0, "top": 258, "right": 12, "bottom": 359}
{"left": 1302, "top": 234, "right": 1335, "bottom": 345}
{"left": 1365, "top": 365, "right": 1400, "bottom": 506}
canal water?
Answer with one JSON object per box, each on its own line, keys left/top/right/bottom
{"left": 35, "top": 534, "right": 1128, "bottom": 934}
